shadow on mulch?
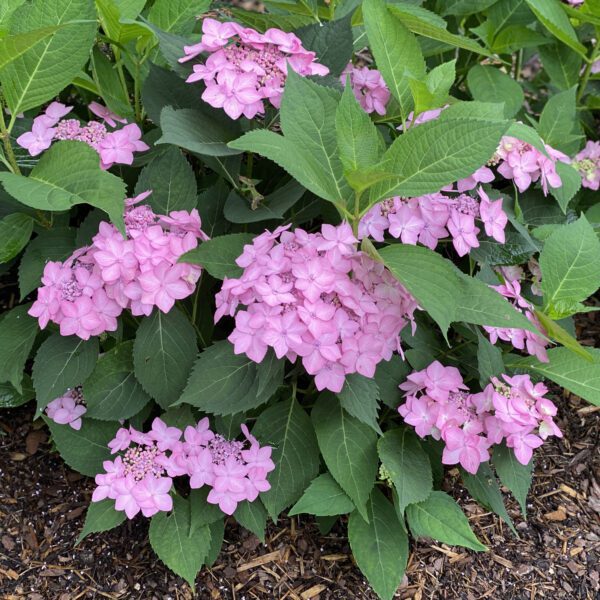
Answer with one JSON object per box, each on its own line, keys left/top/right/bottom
{"left": 0, "top": 386, "right": 598, "bottom": 600}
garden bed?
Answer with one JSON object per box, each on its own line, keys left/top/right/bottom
{"left": 1, "top": 378, "right": 597, "bottom": 600}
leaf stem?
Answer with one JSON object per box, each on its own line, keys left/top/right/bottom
{"left": 0, "top": 100, "right": 21, "bottom": 175}
{"left": 578, "top": 39, "right": 600, "bottom": 104}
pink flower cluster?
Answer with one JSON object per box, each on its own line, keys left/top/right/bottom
{"left": 180, "top": 19, "right": 329, "bottom": 119}
{"left": 93, "top": 418, "right": 274, "bottom": 518}
{"left": 359, "top": 187, "right": 507, "bottom": 256}
{"left": 340, "top": 63, "right": 390, "bottom": 115}
{"left": 28, "top": 192, "right": 207, "bottom": 339}
{"left": 484, "top": 278, "right": 548, "bottom": 362}
{"left": 16, "top": 101, "right": 148, "bottom": 169}
{"left": 573, "top": 141, "right": 600, "bottom": 190}
{"left": 215, "top": 224, "right": 418, "bottom": 393}
{"left": 45, "top": 387, "right": 86, "bottom": 430}
{"left": 398, "top": 361, "right": 561, "bottom": 472}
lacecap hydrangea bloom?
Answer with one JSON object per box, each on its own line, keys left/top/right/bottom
{"left": 180, "top": 19, "right": 329, "bottom": 119}
{"left": 16, "top": 101, "right": 148, "bottom": 169}
{"left": 45, "top": 387, "right": 86, "bottom": 430}
{"left": 215, "top": 224, "right": 418, "bottom": 393}
{"left": 340, "top": 63, "right": 390, "bottom": 115}
{"left": 573, "top": 140, "right": 600, "bottom": 190}
{"left": 398, "top": 361, "right": 561, "bottom": 473}
{"left": 359, "top": 186, "right": 507, "bottom": 257}
{"left": 93, "top": 418, "right": 275, "bottom": 518}
{"left": 29, "top": 192, "right": 207, "bottom": 339}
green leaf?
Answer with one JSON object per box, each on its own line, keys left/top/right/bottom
{"left": 380, "top": 244, "right": 460, "bottom": 336}
{"left": 362, "top": 0, "right": 425, "bottom": 118}
{"left": 179, "top": 233, "right": 254, "bottom": 279}
{"left": 19, "top": 227, "right": 76, "bottom": 299}
{"left": 189, "top": 488, "right": 225, "bottom": 533}
{"left": 228, "top": 7, "right": 313, "bottom": 32}
{"left": 159, "top": 107, "right": 243, "bottom": 157}
{"left": 506, "top": 347, "right": 600, "bottom": 407}
{"left": 149, "top": 495, "right": 212, "bottom": 587}
{"left": 406, "top": 491, "right": 487, "bottom": 551}
{"left": 539, "top": 216, "right": 600, "bottom": 311}
{"left": 295, "top": 13, "right": 353, "bottom": 77}
{"left": 135, "top": 147, "right": 197, "bottom": 214}
{"left": 348, "top": 487, "right": 409, "bottom": 600}
{"left": 538, "top": 87, "right": 578, "bottom": 153}
{"left": 177, "top": 340, "right": 283, "bottom": 416}
{"left": 443, "top": 0, "right": 499, "bottom": 15}
{"left": 229, "top": 71, "right": 351, "bottom": 206}
{"left": 84, "top": 341, "right": 151, "bottom": 421}
{"left": 312, "top": 393, "right": 378, "bottom": 520}
{"left": 205, "top": 519, "right": 225, "bottom": 567}
{"left": 142, "top": 63, "right": 198, "bottom": 124}
{"left": 524, "top": 0, "right": 587, "bottom": 57}
{"left": 409, "top": 60, "right": 456, "bottom": 115}
{"left": 335, "top": 82, "right": 384, "bottom": 189}
{"left": 373, "top": 355, "right": 410, "bottom": 408}
{"left": 77, "top": 499, "right": 126, "bottom": 544}
{"left": 337, "top": 374, "right": 381, "bottom": 434}
{"left": 0, "top": 303, "right": 38, "bottom": 391}
{"left": 33, "top": 334, "right": 99, "bottom": 414}
{"left": 289, "top": 473, "right": 355, "bottom": 517}
{"left": 550, "top": 161, "right": 581, "bottom": 212}
{"left": 0, "top": 378, "right": 34, "bottom": 408}
{"left": 253, "top": 398, "right": 320, "bottom": 521}
{"left": 234, "top": 500, "right": 268, "bottom": 543}
{"left": 0, "top": 142, "right": 127, "bottom": 235}
{"left": 90, "top": 47, "right": 133, "bottom": 120}
{"left": 96, "top": 0, "right": 154, "bottom": 44}
{"left": 477, "top": 330, "right": 505, "bottom": 388}
{"left": 0, "top": 25, "right": 64, "bottom": 70}
{"left": 133, "top": 307, "right": 197, "bottom": 409}
{"left": 378, "top": 428, "right": 432, "bottom": 515}
{"left": 369, "top": 115, "right": 509, "bottom": 201}
{"left": 461, "top": 464, "right": 516, "bottom": 535}
{"left": 467, "top": 65, "right": 524, "bottom": 118}
{"left": 148, "top": 0, "right": 210, "bottom": 35}
{"left": 492, "top": 442, "right": 533, "bottom": 516}
{"left": 538, "top": 44, "right": 582, "bottom": 91}
{"left": 534, "top": 309, "right": 591, "bottom": 360}
{"left": 43, "top": 416, "right": 118, "bottom": 477}
{"left": 1, "top": 0, "right": 96, "bottom": 114}
{"left": 197, "top": 181, "right": 229, "bottom": 237}
{"left": 224, "top": 180, "right": 305, "bottom": 224}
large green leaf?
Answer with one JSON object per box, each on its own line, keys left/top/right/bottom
{"left": 149, "top": 495, "right": 212, "bottom": 587}
{"left": 0, "top": 25, "right": 64, "bottom": 70}
{"left": 148, "top": 0, "right": 210, "bottom": 35}
{"left": 467, "top": 65, "right": 524, "bottom": 118}
{"left": 476, "top": 330, "right": 505, "bottom": 388}
{"left": 373, "top": 355, "right": 410, "bottom": 408}
{"left": 43, "top": 416, "right": 118, "bottom": 477}
{"left": 538, "top": 86, "right": 578, "bottom": 153}
{"left": 134, "top": 146, "right": 197, "bottom": 214}
{"left": 159, "top": 107, "right": 243, "bottom": 157}
{"left": 312, "top": 393, "right": 378, "bottom": 520}
{"left": 176, "top": 340, "right": 283, "bottom": 416}
{"left": 133, "top": 307, "right": 197, "bottom": 409}
{"left": 0, "top": 142, "right": 127, "bottom": 235}
{"left": 33, "top": 334, "right": 99, "bottom": 414}
{"left": 348, "top": 487, "right": 409, "bottom": 600}
{"left": 0, "top": 378, "right": 34, "bottom": 408}
{"left": 77, "top": 499, "right": 126, "bottom": 544}
{"left": 539, "top": 216, "right": 600, "bottom": 312}
{"left": 0, "top": 303, "right": 38, "bottom": 391}
{"left": 337, "top": 374, "right": 381, "bottom": 434}
{"left": 234, "top": 500, "right": 268, "bottom": 543}
{"left": 492, "top": 442, "right": 533, "bottom": 516}
{"left": 179, "top": 233, "right": 254, "bottom": 280}
{"left": 253, "top": 398, "right": 320, "bottom": 521}
{"left": 90, "top": 47, "right": 133, "bottom": 120}
{"left": 362, "top": 0, "right": 425, "bottom": 118}
{"left": 406, "top": 491, "right": 487, "bottom": 551}
{"left": 369, "top": 114, "right": 509, "bottom": 202}
{"left": 524, "top": 0, "right": 587, "bottom": 57}
{"left": 84, "top": 341, "right": 151, "bottom": 421}
{"left": 378, "top": 428, "right": 432, "bottom": 516}
{"left": 538, "top": 44, "right": 582, "bottom": 91}
{"left": 1, "top": 0, "right": 96, "bottom": 114}
{"left": 507, "top": 347, "right": 600, "bottom": 407}
{"left": 289, "top": 473, "right": 355, "bottom": 517}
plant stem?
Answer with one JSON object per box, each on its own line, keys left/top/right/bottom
{"left": 0, "top": 102, "right": 20, "bottom": 175}
{"left": 577, "top": 40, "right": 600, "bottom": 104}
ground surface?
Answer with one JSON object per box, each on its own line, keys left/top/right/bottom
{"left": 1, "top": 340, "right": 599, "bottom": 600}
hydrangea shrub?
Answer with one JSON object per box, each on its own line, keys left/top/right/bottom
{"left": 1, "top": 0, "right": 600, "bottom": 596}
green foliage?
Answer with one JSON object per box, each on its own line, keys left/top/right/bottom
{"left": 493, "top": 443, "right": 533, "bottom": 516}
{"left": 0, "top": 304, "right": 38, "bottom": 391}
{"left": 289, "top": 473, "right": 355, "bottom": 517}
{"left": 77, "top": 500, "right": 126, "bottom": 544}
{"left": 467, "top": 65, "right": 524, "bottom": 118}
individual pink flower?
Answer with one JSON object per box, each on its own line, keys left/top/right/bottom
{"left": 132, "top": 476, "right": 173, "bottom": 517}
{"left": 16, "top": 120, "right": 55, "bottom": 156}
{"left": 138, "top": 263, "right": 194, "bottom": 313}
{"left": 447, "top": 211, "right": 480, "bottom": 256}
{"left": 478, "top": 188, "right": 507, "bottom": 243}
{"left": 89, "top": 101, "right": 127, "bottom": 128}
